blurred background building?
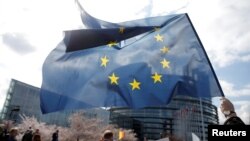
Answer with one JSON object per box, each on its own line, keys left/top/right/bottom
{"left": 0, "top": 79, "right": 109, "bottom": 126}
{"left": 0, "top": 79, "right": 218, "bottom": 141}
{"left": 110, "top": 96, "right": 218, "bottom": 141}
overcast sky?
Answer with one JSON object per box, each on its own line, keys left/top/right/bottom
{"left": 0, "top": 0, "right": 249, "bottom": 124}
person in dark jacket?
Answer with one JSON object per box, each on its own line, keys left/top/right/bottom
{"left": 220, "top": 97, "right": 245, "bottom": 125}
{"left": 100, "top": 130, "right": 113, "bottom": 141}
{"left": 0, "top": 125, "right": 5, "bottom": 141}
{"left": 52, "top": 130, "right": 59, "bottom": 141}
{"left": 22, "top": 127, "right": 33, "bottom": 141}
{"left": 7, "top": 128, "right": 18, "bottom": 141}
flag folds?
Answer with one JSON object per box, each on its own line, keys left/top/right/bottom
{"left": 40, "top": 12, "right": 223, "bottom": 113}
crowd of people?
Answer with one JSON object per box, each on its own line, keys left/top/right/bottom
{"left": 0, "top": 126, "right": 59, "bottom": 141}
{"left": 0, "top": 97, "right": 246, "bottom": 141}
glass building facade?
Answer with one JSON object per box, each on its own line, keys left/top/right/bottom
{"left": 110, "top": 96, "right": 218, "bottom": 141}
{"left": 0, "top": 79, "right": 218, "bottom": 140}
{"left": 0, "top": 79, "right": 109, "bottom": 126}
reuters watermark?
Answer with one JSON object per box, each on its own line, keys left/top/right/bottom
{"left": 208, "top": 125, "right": 249, "bottom": 140}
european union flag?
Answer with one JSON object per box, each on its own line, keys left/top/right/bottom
{"left": 40, "top": 11, "right": 224, "bottom": 113}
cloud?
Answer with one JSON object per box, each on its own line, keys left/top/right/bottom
{"left": 188, "top": 0, "right": 250, "bottom": 68}
{"left": 2, "top": 33, "right": 35, "bottom": 55}
{"left": 0, "top": 0, "right": 78, "bottom": 112}
{"left": 0, "top": 0, "right": 249, "bottom": 126}
{"left": 208, "top": 0, "right": 250, "bottom": 67}
{"left": 135, "top": 0, "right": 153, "bottom": 17}
{"left": 237, "top": 102, "right": 250, "bottom": 124}
{"left": 231, "top": 100, "right": 250, "bottom": 124}
{"left": 241, "top": 54, "right": 250, "bottom": 62}
{"left": 220, "top": 80, "right": 250, "bottom": 97}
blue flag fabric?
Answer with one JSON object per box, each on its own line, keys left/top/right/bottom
{"left": 40, "top": 13, "right": 224, "bottom": 113}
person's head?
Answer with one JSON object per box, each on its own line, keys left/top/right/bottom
{"left": 9, "top": 127, "right": 18, "bottom": 137}
{"left": 35, "top": 129, "right": 39, "bottom": 133}
{"left": 56, "top": 129, "right": 59, "bottom": 133}
{"left": 0, "top": 124, "right": 4, "bottom": 132}
{"left": 33, "top": 134, "right": 41, "bottom": 141}
{"left": 102, "top": 130, "right": 113, "bottom": 141}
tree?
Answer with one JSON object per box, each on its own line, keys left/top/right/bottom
{"left": 1, "top": 120, "right": 14, "bottom": 131}
{"left": 17, "top": 111, "right": 137, "bottom": 141}
{"left": 17, "top": 115, "right": 67, "bottom": 141}
{"left": 66, "top": 111, "right": 137, "bottom": 141}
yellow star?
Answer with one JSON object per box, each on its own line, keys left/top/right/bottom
{"left": 151, "top": 73, "right": 162, "bottom": 83}
{"left": 160, "top": 46, "right": 169, "bottom": 54}
{"left": 160, "top": 58, "right": 170, "bottom": 69}
{"left": 154, "top": 34, "right": 164, "bottom": 42}
{"left": 100, "top": 56, "right": 109, "bottom": 67}
{"left": 109, "top": 73, "right": 119, "bottom": 85}
{"left": 129, "top": 79, "right": 141, "bottom": 90}
{"left": 154, "top": 27, "right": 160, "bottom": 31}
{"left": 119, "top": 27, "right": 125, "bottom": 34}
{"left": 107, "top": 41, "right": 118, "bottom": 47}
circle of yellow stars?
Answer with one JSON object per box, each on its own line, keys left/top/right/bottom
{"left": 99, "top": 27, "right": 171, "bottom": 92}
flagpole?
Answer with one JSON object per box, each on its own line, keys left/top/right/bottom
{"left": 199, "top": 98, "right": 205, "bottom": 141}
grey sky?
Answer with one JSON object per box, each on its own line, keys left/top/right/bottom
{"left": 200, "top": 0, "right": 250, "bottom": 67}
{"left": 2, "top": 33, "right": 35, "bottom": 55}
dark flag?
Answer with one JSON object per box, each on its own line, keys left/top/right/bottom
{"left": 40, "top": 3, "right": 224, "bottom": 113}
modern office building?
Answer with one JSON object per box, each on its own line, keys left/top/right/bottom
{"left": 1, "top": 79, "right": 218, "bottom": 140}
{"left": 110, "top": 95, "right": 218, "bottom": 141}
{"left": 0, "top": 79, "right": 109, "bottom": 126}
